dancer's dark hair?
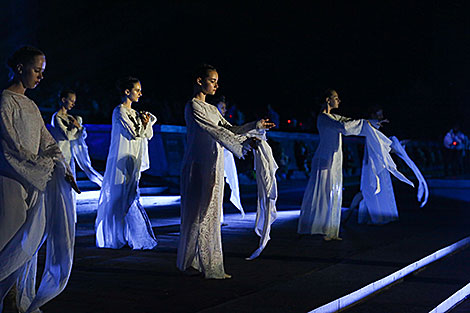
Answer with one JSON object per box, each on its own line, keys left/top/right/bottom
{"left": 6, "top": 46, "right": 45, "bottom": 80}
{"left": 116, "top": 76, "right": 140, "bottom": 96}
{"left": 59, "top": 89, "right": 76, "bottom": 100}
{"left": 323, "top": 88, "right": 336, "bottom": 101}
{"left": 193, "top": 64, "right": 217, "bottom": 82}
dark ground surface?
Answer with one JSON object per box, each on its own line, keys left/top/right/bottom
{"left": 34, "top": 177, "right": 470, "bottom": 313}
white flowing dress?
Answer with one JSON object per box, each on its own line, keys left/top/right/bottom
{"left": 50, "top": 113, "right": 103, "bottom": 187}
{"left": 358, "top": 134, "right": 428, "bottom": 224}
{"left": 177, "top": 98, "right": 256, "bottom": 279}
{"left": 0, "top": 90, "right": 75, "bottom": 313}
{"left": 298, "top": 113, "right": 364, "bottom": 237}
{"left": 95, "top": 104, "right": 157, "bottom": 250}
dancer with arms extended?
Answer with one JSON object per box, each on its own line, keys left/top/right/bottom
{"left": 177, "top": 64, "right": 274, "bottom": 279}
{"left": 298, "top": 89, "right": 364, "bottom": 241}
{"left": 354, "top": 106, "right": 428, "bottom": 224}
{"left": 95, "top": 77, "right": 157, "bottom": 249}
{"left": 0, "top": 46, "right": 76, "bottom": 313}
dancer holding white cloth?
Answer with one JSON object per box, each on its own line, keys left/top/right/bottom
{"left": 177, "top": 64, "right": 274, "bottom": 279}
{"left": 95, "top": 77, "right": 157, "bottom": 250}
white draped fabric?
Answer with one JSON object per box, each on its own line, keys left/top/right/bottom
{"left": 298, "top": 113, "right": 364, "bottom": 237}
{"left": 177, "top": 98, "right": 256, "bottom": 279}
{"left": 359, "top": 122, "right": 413, "bottom": 191}
{"left": 358, "top": 164, "right": 398, "bottom": 224}
{"left": 70, "top": 122, "right": 103, "bottom": 187}
{"left": 0, "top": 90, "right": 74, "bottom": 313}
{"left": 220, "top": 148, "right": 245, "bottom": 223}
{"left": 357, "top": 134, "right": 428, "bottom": 223}
{"left": 246, "top": 130, "right": 278, "bottom": 260}
{"left": 357, "top": 127, "right": 415, "bottom": 224}
{"left": 95, "top": 104, "right": 157, "bottom": 250}
{"left": 390, "top": 136, "right": 428, "bottom": 207}
{"left": 50, "top": 113, "right": 103, "bottom": 188}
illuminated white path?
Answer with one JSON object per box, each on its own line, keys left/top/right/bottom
{"left": 309, "top": 237, "right": 470, "bottom": 313}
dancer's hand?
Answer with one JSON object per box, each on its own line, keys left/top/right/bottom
{"left": 242, "top": 138, "right": 258, "bottom": 154}
{"left": 256, "top": 119, "right": 276, "bottom": 130}
{"left": 140, "top": 111, "right": 151, "bottom": 128}
{"left": 70, "top": 116, "right": 82, "bottom": 129}
{"left": 65, "top": 173, "right": 81, "bottom": 194}
{"left": 377, "top": 119, "right": 389, "bottom": 127}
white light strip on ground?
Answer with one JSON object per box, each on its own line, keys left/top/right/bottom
{"left": 429, "top": 282, "right": 470, "bottom": 313}
{"left": 76, "top": 190, "right": 181, "bottom": 214}
{"left": 309, "top": 236, "right": 470, "bottom": 313}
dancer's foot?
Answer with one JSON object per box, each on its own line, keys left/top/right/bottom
{"left": 324, "top": 236, "right": 342, "bottom": 241}
{"left": 224, "top": 273, "right": 232, "bottom": 279}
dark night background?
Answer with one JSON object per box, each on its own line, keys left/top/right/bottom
{"left": 1, "top": 0, "right": 469, "bottom": 139}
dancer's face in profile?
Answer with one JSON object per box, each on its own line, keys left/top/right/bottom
{"left": 18, "top": 55, "right": 46, "bottom": 89}
{"left": 62, "top": 93, "right": 77, "bottom": 111}
{"left": 126, "top": 81, "right": 142, "bottom": 103}
{"left": 198, "top": 70, "right": 218, "bottom": 95}
{"left": 217, "top": 101, "right": 226, "bottom": 116}
{"left": 326, "top": 90, "right": 341, "bottom": 109}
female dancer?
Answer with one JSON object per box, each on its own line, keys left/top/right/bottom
{"left": 177, "top": 64, "right": 274, "bottom": 279}
{"left": 95, "top": 77, "right": 157, "bottom": 249}
{"left": 0, "top": 46, "right": 76, "bottom": 313}
{"left": 50, "top": 89, "right": 103, "bottom": 187}
{"left": 298, "top": 89, "right": 364, "bottom": 240}
{"left": 356, "top": 106, "right": 428, "bottom": 224}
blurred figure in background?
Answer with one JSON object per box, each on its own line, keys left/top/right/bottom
{"left": 443, "top": 123, "right": 468, "bottom": 175}
{"left": 212, "top": 95, "right": 245, "bottom": 224}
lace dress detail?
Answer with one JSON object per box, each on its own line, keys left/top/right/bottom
{"left": 0, "top": 90, "right": 61, "bottom": 191}
{"left": 177, "top": 98, "right": 257, "bottom": 279}
{"left": 0, "top": 90, "right": 75, "bottom": 313}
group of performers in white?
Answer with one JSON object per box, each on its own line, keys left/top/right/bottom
{"left": 0, "top": 46, "right": 428, "bottom": 311}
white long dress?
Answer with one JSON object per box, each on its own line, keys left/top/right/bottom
{"left": 95, "top": 104, "right": 157, "bottom": 250}
{"left": 358, "top": 124, "right": 398, "bottom": 224}
{"left": 177, "top": 98, "right": 256, "bottom": 279}
{"left": 358, "top": 134, "right": 428, "bottom": 224}
{"left": 0, "top": 90, "right": 75, "bottom": 313}
{"left": 50, "top": 113, "right": 103, "bottom": 187}
{"left": 298, "top": 113, "right": 364, "bottom": 237}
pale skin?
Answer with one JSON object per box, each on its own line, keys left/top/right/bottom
{"left": 323, "top": 90, "right": 341, "bottom": 114}
{"left": 58, "top": 93, "right": 81, "bottom": 129}
{"left": 121, "top": 81, "right": 151, "bottom": 129}
{"left": 7, "top": 55, "right": 46, "bottom": 95}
